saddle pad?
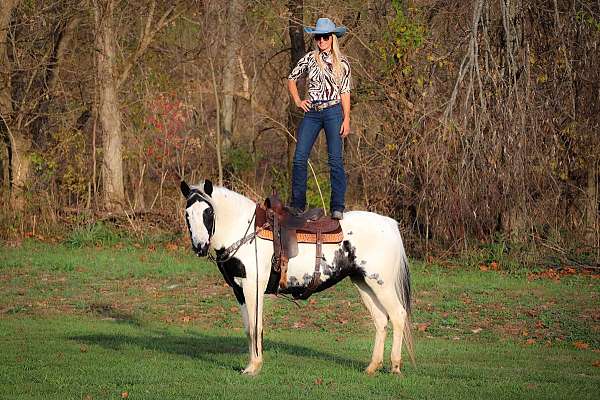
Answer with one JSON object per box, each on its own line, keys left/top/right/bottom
{"left": 257, "top": 227, "right": 343, "bottom": 244}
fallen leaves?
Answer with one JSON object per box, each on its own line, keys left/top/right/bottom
{"left": 165, "top": 243, "right": 178, "bottom": 251}
{"left": 416, "top": 322, "right": 431, "bottom": 332}
{"left": 526, "top": 383, "right": 538, "bottom": 389}
{"left": 292, "top": 321, "right": 305, "bottom": 329}
{"left": 471, "top": 327, "right": 483, "bottom": 334}
{"left": 527, "top": 267, "right": 591, "bottom": 282}
{"left": 592, "top": 360, "right": 600, "bottom": 368}
{"left": 573, "top": 341, "right": 589, "bottom": 350}
{"left": 479, "top": 261, "right": 502, "bottom": 272}
{"left": 121, "top": 391, "right": 129, "bottom": 398}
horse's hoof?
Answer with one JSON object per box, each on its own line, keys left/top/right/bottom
{"left": 242, "top": 362, "right": 262, "bottom": 376}
{"left": 391, "top": 363, "right": 403, "bottom": 375}
{"left": 365, "top": 362, "right": 382, "bottom": 375}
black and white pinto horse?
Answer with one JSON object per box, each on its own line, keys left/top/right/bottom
{"left": 181, "top": 180, "right": 414, "bottom": 376}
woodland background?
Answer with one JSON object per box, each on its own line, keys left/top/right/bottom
{"left": 0, "top": 0, "right": 598, "bottom": 265}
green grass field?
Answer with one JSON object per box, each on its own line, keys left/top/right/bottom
{"left": 1, "top": 240, "right": 599, "bottom": 399}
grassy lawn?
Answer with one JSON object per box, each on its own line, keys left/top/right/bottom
{"left": 1, "top": 240, "right": 599, "bottom": 399}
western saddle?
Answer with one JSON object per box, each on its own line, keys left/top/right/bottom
{"left": 255, "top": 194, "right": 343, "bottom": 294}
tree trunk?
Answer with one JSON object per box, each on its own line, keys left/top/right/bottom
{"left": 30, "top": 16, "right": 79, "bottom": 150}
{"left": 286, "top": 0, "right": 305, "bottom": 178}
{"left": 0, "top": 1, "right": 16, "bottom": 120}
{"left": 9, "top": 133, "right": 31, "bottom": 210}
{"left": 222, "top": 0, "right": 243, "bottom": 155}
{"left": 0, "top": 0, "right": 27, "bottom": 210}
{"left": 585, "top": 159, "right": 598, "bottom": 248}
{"left": 0, "top": 1, "right": 16, "bottom": 197}
{"left": 94, "top": 0, "right": 125, "bottom": 212}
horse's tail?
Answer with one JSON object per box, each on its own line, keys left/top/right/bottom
{"left": 396, "top": 240, "right": 416, "bottom": 365}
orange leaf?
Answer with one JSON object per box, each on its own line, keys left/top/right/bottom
{"left": 535, "top": 320, "right": 545, "bottom": 329}
{"left": 165, "top": 243, "right": 178, "bottom": 251}
{"left": 526, "top": 338, "right": 536, "bottom": 345}
{"left": 592, "top": 360, "right": 600, "bottom": 368}
{"left": 416, "top": 322, "right": 431, "bottom": 332}
{"left": 121, "top": 392, "right": 129, "bottom": 398}
{"left": 314, "top": 378, "right": 323, "bottom": 385}
{"left": 574, "top": 341, "right": 589, "bottom": 350}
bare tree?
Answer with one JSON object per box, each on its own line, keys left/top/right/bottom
{"left": 1, "top": 0, "right": 77, "bottom": 211}
{"left": 286, "top": 0, "right": 305, "bottom": 176}
{"left": 93, "top": 0, "right": 124, "bottom": 212}
{"left": 222, "top": 0, "right": 244, "bottom": 155}
{"left": 0, "top": 0, "right": 20, "bottom": 202}
{"left": 93, "top": 0, "right": 178, "bottom": 212}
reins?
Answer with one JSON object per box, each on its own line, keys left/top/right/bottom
{"left": 208, "top": 207, "right": 260, "bottom": 264}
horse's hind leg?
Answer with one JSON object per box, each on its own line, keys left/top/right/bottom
{"left": 353, "top": 278, "right": 388, "bottom": 375}
{"left": 371, "top": 285, "right": 408, "bottom": 374}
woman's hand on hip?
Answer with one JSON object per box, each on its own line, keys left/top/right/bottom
{"left": 340, "top": 117, "right": 350, "bottom": 138}
{"left": 296, "top": 99, "right": 311, "bottom": 113}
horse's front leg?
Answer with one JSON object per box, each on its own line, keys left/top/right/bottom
{"left": 241, "top": 276, "right": 267, "bottom": 375}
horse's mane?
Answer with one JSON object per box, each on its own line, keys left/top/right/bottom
{"left": 190, "top": 183, "right": 255, "bottom": 210}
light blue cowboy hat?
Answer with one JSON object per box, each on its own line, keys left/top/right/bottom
{"left": 304, "top": 18, "right": 347, "bottom": 37}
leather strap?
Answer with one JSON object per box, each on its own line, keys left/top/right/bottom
{"left": 271, "top": 209, "right": 281, "bottom": 272}
{"left": 294, "top": 230, "right": 323, "bottom": 300}
{"left": 312, "top": 99, "right": 340, "bottom": 111}
{"left": 307, "top": 230, "right": 323, "bottom": 291}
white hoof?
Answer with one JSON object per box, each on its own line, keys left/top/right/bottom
{"left": 391, "top": 361, "right": 403, "bottom": 375}
{"left": 365, "top": 361, "right": 383, "bottom": 375}
{"left": 242, "top": 361, "right": 262, "bottom": 376}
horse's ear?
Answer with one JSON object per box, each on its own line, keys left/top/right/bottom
{"left": 203, "top": 179, "right": 213, "bottom": 197}
{"left": 180, "top": 181, "right": 191, "bottom": 198}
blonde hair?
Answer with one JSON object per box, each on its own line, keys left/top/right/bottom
{"left": 312, "top": 34, "right": 344, "bottom": 85}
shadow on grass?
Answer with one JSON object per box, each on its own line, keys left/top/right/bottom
{"left": 69, "top": 330, "right": 363, "bottom": 372}
{"left": 85, "top": 303, "right": 144, "bottom": 327}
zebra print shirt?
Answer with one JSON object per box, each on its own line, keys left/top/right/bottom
{"left": 288, "top": 50, "right": 351, "bottom": 102}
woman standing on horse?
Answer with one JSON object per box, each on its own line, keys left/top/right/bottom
{"left": 288, "top": 18, "right": 351, "bottom": 220}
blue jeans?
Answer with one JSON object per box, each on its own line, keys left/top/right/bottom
{"left": 291, "top": 104, "right": 346, "bottom": 212}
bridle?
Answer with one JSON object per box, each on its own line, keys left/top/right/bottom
{"left": 185, "top": 190, "right": 264, "bottom": 263}
{"left": 185, "top": 190, "right": 216, "bottom": 246}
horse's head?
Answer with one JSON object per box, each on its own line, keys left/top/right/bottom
{"left": 180, "top": 180, "right": 215, "bottom": 257}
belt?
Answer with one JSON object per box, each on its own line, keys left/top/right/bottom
{"left": 311, "top": 99, "right": 340, "bottom": 111}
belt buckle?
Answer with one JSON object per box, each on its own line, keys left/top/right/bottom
{"left": 315, "top": 102, "right": 328, "bottom": 111}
